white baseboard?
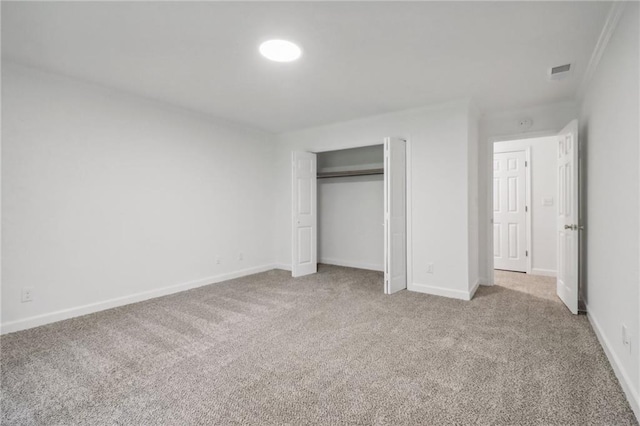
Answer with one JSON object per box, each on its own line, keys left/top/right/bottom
{"left": 273, "top": 263, "right": 292, "bottom": 271}
{"left": 409, "top": 282, "right": 473, "bottom": 301}
{"left": 478, "top": 277, "right": 491, "bottom": 286}
{"left": 531, "top": 268, "right": 557, "bottom": 277}
{"left": 587, "top": 306, "right": 640, "bottom": 420}
{"left": 0, "top": 264, "right": 277, "bottom": 335}
{"left": 319, "top": 258, "right": 384, "bottom": 272}
{"left": 469, "top": 278, "right": 481, "bottom": 299}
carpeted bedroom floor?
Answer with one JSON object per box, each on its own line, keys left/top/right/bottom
{"left": 1, "top": 265, "right": 637, "bottom": 425}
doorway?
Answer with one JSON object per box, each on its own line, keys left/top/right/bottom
{"left": 291, "top": 137, "right": 407, "bottom": 294}
{"left": 493, "top": 138, "right": 554, "bottom": 276}
{"left": 489, "top": 120, "right": 580, "bottom": 314}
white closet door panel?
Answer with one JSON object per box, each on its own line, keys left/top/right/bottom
{"left": 292, "top": 151, "right": 317, "bottom": 277}
{"left": 384, "top": 137, "right": 407, "bottom": 294}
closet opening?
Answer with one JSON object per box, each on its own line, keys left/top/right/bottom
{"left": 317, "top": 145, "right": 385, "bottom": 278}
{"left": 291, "top": 138, "right": 407, "bottom": 294}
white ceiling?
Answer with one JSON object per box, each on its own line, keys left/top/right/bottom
{"left": 2, "top": 1, "right": 611, "bottom": 133}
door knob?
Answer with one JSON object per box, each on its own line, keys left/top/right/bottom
{"left": 564, "top": 224, "right": 576, "bottom": 230}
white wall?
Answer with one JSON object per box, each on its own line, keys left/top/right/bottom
{"left": 478, "top": 102, "right": 578, "bottom": 283}
{"left": 494, "top": 136, "right": 557, "bottom": 276}
{"left": 1, "top": 63, "right": 276, "bottom": 332}
{"left": 274, "top": 100, "right": 478, "bottom": 300}
{"left": 318, "top": 175, "right": 384, "bottom": 271}
{"left": 579, "top": 2, "right": 639, "bottom": 416}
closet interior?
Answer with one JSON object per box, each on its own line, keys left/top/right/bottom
{"left": 316, "top": 145, "right": 385, "bottom": 273}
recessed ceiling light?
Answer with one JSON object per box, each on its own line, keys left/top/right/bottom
{"left": 259, "top": 40, "right": 302, "bottom": 62}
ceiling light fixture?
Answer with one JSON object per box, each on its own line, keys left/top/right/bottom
{"left": 259, "top": 39, "right": 302, "bottom": 62}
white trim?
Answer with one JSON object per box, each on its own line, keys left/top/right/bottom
{"left": 530, "top": 268, "right": 557, "bottom": 277}
{"left": 291, "top": 152, "right": 297, "bottom": 277}
{"left": 409, "top": 282, "right": 474, "bottom": 301}
{"left": 406, "top": 137, "right": 413, "bottom": 293}
{"left": 274, "top": 263, "right": 292, "bottom": 271}
{"left": 469, "top": 278, "right": 481, "bottom": 299}
{"left": 489, "top": 129, "right": 560, "bottom": 144}
{"left": 525, "top": 147, "right": 532, "bottom": 274}
{"left": 319, "top": 258, "right": 383, "bottom": 272}
{"left": 587, "top": 307, "right": 640, "bottom": 420}
{"left": 310, "top": 141, "right": 383, "bottom": 154}
{"left": 577, "top": 1, "right": 627, "bottom": 100}
{"left": 0, "top": 264, "right": 277, "bottom": 335}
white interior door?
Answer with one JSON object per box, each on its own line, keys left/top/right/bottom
{"left": 292, "top": 151, "right": 317, "bottom": 277}
{"left": 557, "top": 120, "right": 579, "bottom": 314}
{"left": 493, "top": 150, "right": 528, "bottom": 272}
{"left": 384, "top": 137, "right": 407, "bottom": 294}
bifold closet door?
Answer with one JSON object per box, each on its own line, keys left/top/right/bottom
{"left": 291, "top": 151, "right": 317, "bottom": 277}
{"left": 384, "top": 137, "right": 407, "bottom": 294}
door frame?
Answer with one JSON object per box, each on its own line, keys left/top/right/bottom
{"left": 485, "top": 130, "right": 557, "bottom": 285}
{"left": 492, "top": 146, "right": 532, "bottom": 275}
{"left": 303, "top": 137, "right": 412, "bottom": 290}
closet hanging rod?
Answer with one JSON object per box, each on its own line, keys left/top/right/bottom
{"left": 317, "top": 168, "right": 384, "bottom": 179}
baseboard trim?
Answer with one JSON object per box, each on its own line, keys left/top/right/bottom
{"left": 478, "top": 277, "right": 491, "bottom": 286}
{"left": 0, "top": 264, "right": 277, "bottom": 335}
{"left": 273, "top": 263, "right": 292, "bottom": 271}
{"left": 409, "top": 282, "right": 472, "bottom": 301}
{"left": 469, "top": 278, "right": 481, "bottom": 300}
{"left": 531, "top": 268, "right": 557, "bottom": 277}
{"left": 319, "top": 258, "right": 384, "bottom": 272}
{"left": 587, "top": 306, "right": 640, "bottom": 420}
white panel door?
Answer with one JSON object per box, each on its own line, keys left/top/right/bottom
{"left": 493, "top": 151, "right": 527, "bottom": 272}
{"left": 384, "top": 137, "right": 407, "bottom": 294}
{"left": 291, "top": 151, "right": 317, "bottom": 277}
{"left": 557, "top": 120, "right": 579, "bottom": 314}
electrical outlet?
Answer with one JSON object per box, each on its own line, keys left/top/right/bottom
{"left": 238, "top": 252, "right": 244, "bottom": 261}
{"left": 427, "top": 263, "right": 434, "bottom": 274}
{"left": 215, "top": 256, "right": 221, "bottom": 265}
{"left": 21, "top": 287, "right": 33, "bottom": 303}
{"left": 622, "top": 324, "right": 631, "bottom": 353}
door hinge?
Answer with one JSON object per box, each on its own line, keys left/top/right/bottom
{"left": 525, "top": 206, "right": 528, "bottom": 212}
{"left": 525, "top": 161, "right": 528, "bottom": 167}
{"left": 526, "top": 250, "right": 529, "bottom": 257}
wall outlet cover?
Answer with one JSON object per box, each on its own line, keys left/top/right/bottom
{"left": 21, "top": 287, "right": 34, "bottom": 303}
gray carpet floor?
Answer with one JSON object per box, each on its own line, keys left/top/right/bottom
{"left": 1, "top": 265, "right": 637, "bottom": 425}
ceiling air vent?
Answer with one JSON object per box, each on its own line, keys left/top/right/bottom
{"left": 548, "top": 63, "right": 572, "bottom": 81}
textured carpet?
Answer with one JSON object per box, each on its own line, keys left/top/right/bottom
{"left": 1, "top": 265, "right": 637, "bottom": 425}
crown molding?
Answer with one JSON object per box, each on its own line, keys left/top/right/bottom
{"left": 577, "top": 1, "right": 627, "bottom": 101}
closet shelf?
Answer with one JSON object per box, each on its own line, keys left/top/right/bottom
{"left": 317, "top": 168, "right": 384, "bottom": 179}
